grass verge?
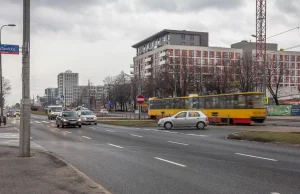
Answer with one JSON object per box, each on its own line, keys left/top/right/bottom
{"left": 31, "top": 111, "right": 47, "bottom": 116}
{"left": 228, "top": 131, "right": 300, "bottom": 145}
{"left": 98, "top": 120, "right": 157, "bottom": 127}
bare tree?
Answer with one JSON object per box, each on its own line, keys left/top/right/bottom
{"left": 265, "top": 59, "right": 289, "bottom": 105}
{"left": 1, "top": 79, "right": 11, "bottom": 108}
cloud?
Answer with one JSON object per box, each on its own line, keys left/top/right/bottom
{"left": 135, "top": 0, "right": 245, "bottom": 12}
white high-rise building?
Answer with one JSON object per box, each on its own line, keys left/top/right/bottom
{"left": 57, "top": 70, "right": 79, "bottom": 106}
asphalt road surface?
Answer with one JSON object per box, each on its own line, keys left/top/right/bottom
{"left": 7, "top": 114, "right": 300, "bottom": 194}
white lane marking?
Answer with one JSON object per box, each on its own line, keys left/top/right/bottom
{"left": 108, "top": 143, "right": 123, "bottom": 149}
{"left": 143, "top": 129, "right": 151, "bottom": 131}
{"left": 187, "top": 134, "right": 207, "bottom": 137}
{"left": 167, "top": 141, "right": 188, "bottom": 146}
{"left": 130, "top": 134, "right": 143, "bottom": 138}
{"left": 270, "top": 192, "right": 280, "bottom": 194}
{"left": 66, "top": 131, "right": 72, "bottom": 134}
{"left": 56, "top": 128, "right": 60, "bottom": 130}
{"left": 155, "top": 157, "right": 186, "bottom": 168}
{"left": 106, "top": 130, "right": 115, "bottom": 133}
{"left": 82, "top": 136, "right": 91, "bottom": 140}
{"left": 42, "top": 121, "right": 49, "bottom": 123}
{"left": 163, "top": 131, "right": 178, "bottom": 134}
{"left": 235, "top": 153, "right": 278, "bottom": 162}
{"left": 30, "top": 122, "right": 33, "bottom": 124}
{"left": 34, "top": 121, "right": 41, "bottom": 124}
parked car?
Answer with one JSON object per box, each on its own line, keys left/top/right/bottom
{"left": 77, "top": 110, "right": 97, "bottom": 125}
{"left": 56, "top": 111, "right": 82, "bottom": 128}
{"left": 14, "top": 110, "right": 20, "bottom": 117}
{"left": 100, "top": 109, "right": 109, "bottom": 115}
{"left": 157, "top": 110, "right": 209, "bottom": 130}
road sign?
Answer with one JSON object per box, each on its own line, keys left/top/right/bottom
{"left": 136, "top": 94, "right": 145, "bottom": 105}
{"left": 0, "top": 44, "right": 19, "bottom": 54}
{"left": 263, "top": 97, "right": 268, "bottom": 105}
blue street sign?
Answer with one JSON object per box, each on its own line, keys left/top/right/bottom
{"left": 0, "top": 44, "right": 19, "bottom": 54}
{"left": 108, "top": 100, "right": 113, "bottom": 106}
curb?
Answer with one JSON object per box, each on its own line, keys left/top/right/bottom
{"left": 43, "top": 150, "right": 111, "bottom": 194}
{"left": 0, "top": 145, "right": 111, "bottom": 194}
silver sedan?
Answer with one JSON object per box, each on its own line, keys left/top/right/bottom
{"left": 158, "top": 110, "right": 209, "bottom": 130}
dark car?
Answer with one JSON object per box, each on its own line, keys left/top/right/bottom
{"left": 56, "top": 111, "right": 82, "bottom": 128}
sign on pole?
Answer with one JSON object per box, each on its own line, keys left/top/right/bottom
{"left": 136, "top": 94, "right": 145, "bottom": 105}
{"left": 0, "top": 44, "right": 19, "bottom": 54}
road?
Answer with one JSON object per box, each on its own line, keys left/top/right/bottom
{"left": 5, "top": 114, "right": 300, "bottom": 194}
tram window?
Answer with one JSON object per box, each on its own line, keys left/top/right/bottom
{"left": 251, "top": 95, "right": 264, "bottom": 108}
{"left": 165, "top": 99, "right": 172, "bottom": 109}
{"left": 212, "top": 97, "right": 218, "bottom": 108}
{"left": 237, "top": 95, "right": 246, "bottom": 108}
{"left": 173, "top": 99, "right": 181, "bottom": 109}
{"left": 226, "top": 96, "right": 234, "bottom": 108}
{"left": 199, "top": 98, "right": 204, "bottom": 108}
{"left": 204, "top": 98, "right": 212, "bottom": 108}
{"left": 246, "top": 95, "right": 253, "bottom": 108}
{"left": 219, "top": 96, "right": 226, "bottom": 108}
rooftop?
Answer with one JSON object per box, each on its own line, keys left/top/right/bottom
{"left": 132, "top": 29, "right": 209, "bottom": 48}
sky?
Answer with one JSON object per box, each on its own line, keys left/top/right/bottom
{"left": 0, "top": 0, "right": 299, "bottom": 105}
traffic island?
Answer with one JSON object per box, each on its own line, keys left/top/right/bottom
{"left": 98, "top": 120, "right": 157, "bottom": 127}
{"left": 227, "top": 131, "right": 300, "bottom": 147}
{"left": 0, "top": 146, "right": 110, "bottom": 194}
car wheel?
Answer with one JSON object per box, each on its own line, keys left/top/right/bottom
{"left": 60, "top": 123, "right": 64, "bottom": 128}
{"left": 164, "top": 122, "right": 172, "bottom": 130}
{"left": 79, "top": 125, "right": 82, "bottom": 128}
{"left": 94, "top": 123, "right": 97, "bottom": 125}
{"left": 197, "top": 122, "right": 205, "bottom": 130}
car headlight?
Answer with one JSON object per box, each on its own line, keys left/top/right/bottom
{"left": 82, "top": 117, "right": 87, "bottom": 120}
{"left": 63, "top": 119, "right": 68, "bottom": 122}
{"left": 78, "top": 118, "right": 81, "bottom": 122}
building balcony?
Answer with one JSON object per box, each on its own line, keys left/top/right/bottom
{"left": 159, "top": 52, "right": 169, "bottom": 58}
{"left": 145, "top": 64, "right": 152, "bottom": 70}
{"left": 145, "top": 57, "right": 152, "bottom": 63}
{"left": 145, "top": 72, "right": 152, "bottom": 77}
{"left": 130, "top": 64, "right": 134, "bottom": 68}
{"left": 159, "top": 60, "right": 167, "bottom": 65}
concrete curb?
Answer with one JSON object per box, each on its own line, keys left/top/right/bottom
{"left": 43, "top": 150, "right": 112, "bottom": 194}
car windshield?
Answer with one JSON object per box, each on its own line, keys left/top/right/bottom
{"left": 62, "top": 111, "right": 76, "bottom": 117}
{"left": 51, "top": 107, "right": 62, "bottom": 112}
{"left": 81, "top": 111, "right": 94, "bottom": 115}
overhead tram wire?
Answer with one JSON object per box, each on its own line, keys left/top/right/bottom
{"left": 267, "top": 25, "right": 300, "bottom": 40}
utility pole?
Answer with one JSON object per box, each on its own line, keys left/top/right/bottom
{"left": 19, "top": 0, "right": 30, "bottom": 157}
{"left": 64, "top": 86, "right": 66, "bottom": 110}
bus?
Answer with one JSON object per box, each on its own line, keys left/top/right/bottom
{"left": 148, "top": 92, "right": 266, "bottom": 124}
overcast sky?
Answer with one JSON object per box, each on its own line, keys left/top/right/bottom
{"left": 0, "top": 0, "right": 299, "bottom": 105}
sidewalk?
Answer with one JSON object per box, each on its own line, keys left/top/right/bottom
{"left": 0, "top": 146, "right": 110, "bottom": 194}
{"left": 266, "top": 116, "right": 300, "bottom": 121}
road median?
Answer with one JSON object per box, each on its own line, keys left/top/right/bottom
{"left": 98, "top": 120, "right": 157, "bottom": 127}
{"left": 227, "top": 131, "right": 300, "bottom": 147}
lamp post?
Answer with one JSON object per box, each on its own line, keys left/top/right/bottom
{"left": 0, "top": 24, "right": 16, "bottom": 122}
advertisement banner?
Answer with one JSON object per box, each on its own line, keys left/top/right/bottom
{"left": 291, "top": 105, "right": 300, "bottom": 116}
{"left": 266, "top": 105, "right": 292, "bottom": 116}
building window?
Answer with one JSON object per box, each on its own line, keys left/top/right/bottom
{"left": 236, "top": 53, "right": 241, "bottom": 59}
{"left": 190, "top": 35, "right": 194, "bottom": 40}
{"left": 297, "top": 63, "right": 300, "bottom": 69}
{"left": 285, "top": 55, "right": 289, "bottom": 61}
{"left": 167, "top": 34, "right": 170, "bottom": 40}
{"left": 223, "top": 52, "right": 228, "bottom": 58}
{"left": 181, "top": 42, "right": 185, "bottom": 45}
{"left": 189, "top": 50, "right": 194, "bottom": 57}
{"left": 175, "top": 49, "right": 180, "bottom": 56}
{"left": 202, "top": 51, "right": 207, "bottom": 57}
{"left": 196, "top": 50, "right": 201, "bottom": 57}
{"left": 229, "top": 52, "right": 234, "bottom": 59}
{"left": 209, "top": 59, "right": 213, "bottom": 65}
{"left": 181, "top": 34, "right": 185, "bottom": 40}
{"left": 209, "top": 51, "right": 214, "bottom": 58}
{"left": 190, "top": 42, "right": 194, "bottom": 46}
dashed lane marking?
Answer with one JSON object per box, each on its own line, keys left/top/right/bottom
{"left": 167, "top": 141, "right": 188, "bottom": 146}
{"left": 82, "top": 136, "right": 91, "bottom": 140}
{"left": 108, "top": 143, "right": 123, "bottom": 149}
{"left": 130, "top": 134, "right": 143, "bottom": 138}
{"left": 155, "top": 157, "right": 186, "bottom": 168}
{"left": 235, "top": 153, "right": 278, "bottom": 162}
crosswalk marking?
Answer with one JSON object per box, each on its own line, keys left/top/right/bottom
{"left": 34, "top": 121, "right": 41, "bottom": 124}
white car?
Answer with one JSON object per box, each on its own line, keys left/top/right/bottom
{"left": 77, "top": 110, "right": 97, "bottom": 125}
{"left": 100, "top": 109, "right": 108, "bottom": 115}
{"left": 158, "top": 110, "right": 209, "bottom": 130}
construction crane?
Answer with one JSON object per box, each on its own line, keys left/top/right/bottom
{"left": 256, "top": 0, "right": 267, "bottom": 93}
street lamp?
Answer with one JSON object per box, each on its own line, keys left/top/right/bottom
{"left": 0, "top": 24, "right": 16, "bottom": 123}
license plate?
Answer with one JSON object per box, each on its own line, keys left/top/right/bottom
{"left": 70, "top": 121, "right": 76, "bottom": 124}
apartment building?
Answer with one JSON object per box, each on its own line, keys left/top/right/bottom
{"left": 57, "top": 70, "right": 79, "bottom": 106}
{"left": 44, "top": 87, "right": 59, "bottom": 105}
{"left": 131, "top": 29, "right": 242, "bottom": 79}
{"left": 73, "top": 84, "right": 104, "bottom": 109}
{"left": 232, "top": 41, "right": 300, "bottom": 89}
